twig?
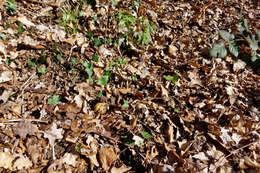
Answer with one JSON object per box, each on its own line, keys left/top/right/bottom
{"left": 0, "top": 119, "right": 48, "bottom": 123}
{"left": 214, "top": 139, "right": 260, "bottom": 170}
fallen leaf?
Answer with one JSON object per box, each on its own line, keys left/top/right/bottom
{"left": 13, "top": 120, "right": 38, "bottom": 139}
{"left": 13, "top": 155, "right": 33, "bottom": 170}
{"left": 111, "top": 164, "right": 131, "bottom": 173}
{"left": 0, "top": 71, "right": 12, "bottom": 83}
{"left": 62, "top": 153, "right": 78, "bottom": 167}
{"left": 99, "top": 147, "right": 118, "bottom": 171}
{"left": 43, "top": 122, "right": 63, "bottom": 159}
{"left": 0, "top": 152, "right": 14, "bottom": 170}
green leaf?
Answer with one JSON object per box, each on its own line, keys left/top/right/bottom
{"left": 28, "top": 60, "right": 38, "bottom": 67}
{"left": 5, "top": 0, "right": 17, "bottom": 11}
{"left": 241, "top": 18, "right": 249, "bottom": 32}
{"left": 48, "top": 94, "right": 61, "bottom": 106}
{"left": 75, "top": 144, "right": 82, "bottom": 153}
{"left": 98, "top": 74, "right": 110, "bottom": 86}
{"left": 86, "top": 32, "right": 93, "bottom": 39}
{"left": 122, "top": 100, "right": 129, "bottom": 109}
{"left": 0, "top": 33, "right": 9, "bottom": 40}
{"left": 245, "top": 36, "right": 258, "bottom": 51}
{"left": 256, "top": 30, "right": 260, "bottom": 40}
{"left": 209, "top": 42, "right": 227, "bottom": 58}
{"left": 71, "top": 58, "right": 77, "bottom": 65}
{"left": 140, "top": 131, "right": 153, "bottom": 139}
{"left": 97, "top": 91, "right": 104, "bottom": 97}
{"left": 94, "top": 37, "right": 103, "bottom": 47}
{"left": 56, "top": 54, "right": 63, "bottom": 61}
{"left": 163, "top": 73, "right": 179, "bottom": 84}
{"left": 17, "top": 22, "right": 24, "bottom": 34}
{"left": 132, "top": 75, "right": 137, "bottom": 82}
{"left": 219, "top": 30, "right": 234, "bottom": 41}
{"left": 82, "top": 61, "right": 93, "bottom": 81}
{"left": 37, "top": 67, "right": 46, "bottom": 74}
{"left": 111, "top": 0, "right": 117, "bottom": 7}
{"left": 92, "top": 54, "right": 99, "bottom": 62}
{"left": 229, "top": 41, "right": 239, "bottom": 57}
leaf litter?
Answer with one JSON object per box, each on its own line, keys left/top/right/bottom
{"left": 0, "top": 0, "right": 259, "bottom": 172}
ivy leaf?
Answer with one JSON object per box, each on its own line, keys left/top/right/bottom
{"left": 229, "top": 41, "right": 239, "bottom": 57}
{"left": 82, "top": 61, "right": 93, "bottom": 81}
{"left": 209, "top": 42, "right": 227, "bottom": 58}
{"left": 141, "top": 131, "right": 153, "bottom": 139}
{"left": 48, "top": 94, "right": 61, "bottom": 106}
{"left": 219, "top": 30, "right": 234, "bottom": 41}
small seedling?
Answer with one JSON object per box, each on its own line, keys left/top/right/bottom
{"left": 48, "top": 94, "right": 61, "bottom": 106}
{"left": 98, "top": 74, "right": 110, "bottom": 86}
{"left": 28, "top": 60, "right": 38, "bottom": 67}
{"left": 82, "top": 61, "right": 93, "bottom": 81}
{"left": 75, "top": 143, "right": 82, "bottom": 153}
{"left": 0, "top": 33, "right": 9, "bottom": 40}
{"left": 163, "top": 73, "right": 179, "bottom": 84}
{"left": 140, "top": 131, "right": 153, "bottom": 139}
{"left": 17, "top": 22, "right": 24, "bottom": 34}
{"left": 56, "top": 54, "right": 63, "bottom": 61}
{"left": 94, "top": 37, "right": 103, "bottom": 47}
{"left": 122, "top": 100, "right": 129, "bottom": 109}
{"left": 5, "top": 0, "right": 17, "bottom": 12}
{"left": 37, "top": 67, "right": 46, "bottom": 74}
{"left": 92, "top": 54, "right": 99, "bottom": 62}
{"left": 132, "top": 75, "right": 137, "bottom": 82}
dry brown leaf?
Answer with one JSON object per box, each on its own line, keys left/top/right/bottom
{"left": 13, "top": 155, "right": 33, "bottom": 170}
{"left": 0, "top": 152, "right": 14, "bottom": 170}
{"left": 94, "top": 103, "right": 109, "bottom": 115}
{"left": 111, "top": 164, "right": 131, "bottom": 173}
{"left": 0, "top": 71, "right": 12, "bottom": 83}
{"left": 99, "top": 147, "right": 118, "bottom": 171}
{"left": 13, "top": 120, "right": 38, "bottom": 139}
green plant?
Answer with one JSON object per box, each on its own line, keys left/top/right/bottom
{"left": 48, "top": 94, "right": 61, "bottom": 106}
{"left": 82, "top": 61, "right": 93, "bottom": 81}
{"left": 140, "top": 131, "right": 153, "bottom": 139}
{"left": 28, "top": 60, "right": 38, "bottom": 67}
{"left": 17, "top": 22, "right": 24, "bottom": 34}
{"left": 37, "top": 67, "right": 46, "bottom": 74}
{"left": 163, "top": 73, "right": 179, "bottom": 84}
{"left": 0, "top": 33, "right": 9, "bottom": 40}
{"left": 57, "top": 7, "right": 79, "bottom": 33}
{"left": 5, "top": 0, "right": 17, "bottom": 12}
{"left": 134, "top": 19, "right": 156, "bottom": 45}
{"left": 92, "top": 54, "right": 99, "bottom": 62}
{"left": 122, "top": 100, "right": 129, "bottom": 109}
{"left": 210, "top": 18, "right": 259, "bottom": 62}
{"left": 56, "top": 54, "right": 63, "bottom": 61}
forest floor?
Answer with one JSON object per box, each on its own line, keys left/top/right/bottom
{"left": 0, "top": 0, "right": 260, "bottom": 172}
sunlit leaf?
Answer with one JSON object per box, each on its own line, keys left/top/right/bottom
{"left": 141, "top": 131, "right": 153, "bottom": 139}
{"left": 209, "top": 42, "right": 227, "bottom": 58}
{"left": 229, "top": 41, "right": 239, "bottom": 57}
{"left": 82, "top": 61, "right": 93, "bottom": 81}
{"left": 219, "top": 30, "right": 234, "bottom": 41}
{"left": 122, "top": 100, "right": 129, "bottom": 109}
{"left": 48, "top": 94, "right": 61, "bottom": 106}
